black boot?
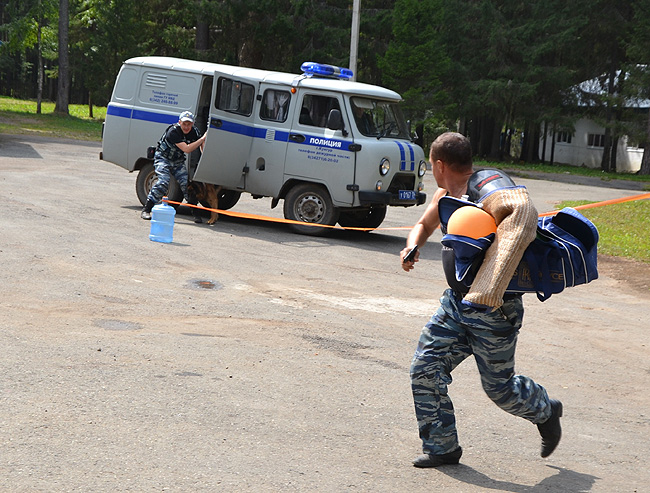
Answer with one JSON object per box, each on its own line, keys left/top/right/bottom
{"left": 413, "top": 447, "right": 462, "bottom": 468}
{"left": 538, "top": 399, "right": 563, "bottom": 458}
{"left": 187, "top": 192, "right": 202, "bottom": 223}
{"left": 141, "top": 199, "right": 155, "bottom": 220}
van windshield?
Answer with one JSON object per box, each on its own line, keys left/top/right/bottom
{"left": 350, "top": 97, "right": 410, "bottom": 139}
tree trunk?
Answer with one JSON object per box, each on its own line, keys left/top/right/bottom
{"left": 550, "top": 126, "right": 556, "bottom": 165}
{"left": 541, "top": 121, "right": 548, "bottom": 163}
{"left": 54, "top": 0, "right": 70, "bottom": 115}
{"left": 37, "top": 20, "right": 43, "bottom": 115}
{"left": 611, "top": 135, "right": 619, "bottom": 172}
{"left": 469, "top": 118, "right": 480, "bottom": 156}
{"left": 640, "top": 111, "right": 650, "bottom": 175}
{"left": 600, "top": 61, "right": 619, "bottom": 172}
{"left": 600, "top": 129, "right": 613, "bottom": 172}
{"left": 196, "top": 21, "right": 209, "bottom": 53}
{"left": 527, "top": 122, "right": 540, "bottom": 162}
{"left": 489, "top": 119, "right": 501, "bottom": 159}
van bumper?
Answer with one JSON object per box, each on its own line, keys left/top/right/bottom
{"left": 359, "top": 191, "right": 427, "bottom": 207}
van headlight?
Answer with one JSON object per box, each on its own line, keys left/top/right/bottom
{"left": 379, "top": 158, "right": 390, "bottom": 176}
{"left": 418, "top": 159, "right": 427, "bottom": 177}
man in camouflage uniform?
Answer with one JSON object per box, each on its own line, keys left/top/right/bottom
{"left": 141, "top": 111, "right": 206, "bottom": 220}
{"left": 401, "top": 132, "right": 563, "bottom": 468}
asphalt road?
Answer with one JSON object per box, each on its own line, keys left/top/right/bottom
{"left": 1, "top": 133, "right": 648, "bottom": 492}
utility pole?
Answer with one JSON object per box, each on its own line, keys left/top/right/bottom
{"left": 349, "top": 0, "right": 360, "bottom": 81}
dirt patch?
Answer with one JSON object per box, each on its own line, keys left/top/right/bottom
{"left": 597, "top": 254, "right": 650, "bottom": 297}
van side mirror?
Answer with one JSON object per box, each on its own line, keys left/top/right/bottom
{"left": 326, "top": 109, "right": 346, "bottom": 135}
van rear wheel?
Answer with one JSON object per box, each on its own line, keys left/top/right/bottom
{"left": 215, "top": 189, "right": 241, "bottom": 211}
{"left": 136, "top": 161, "right": 183, "bottom": 206}
{"left": 283, "top": 183, "right": 339, "bottom": 236}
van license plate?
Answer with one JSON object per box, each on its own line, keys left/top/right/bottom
{"left": 399, "top": 190, "right": 416, "bottom": 200}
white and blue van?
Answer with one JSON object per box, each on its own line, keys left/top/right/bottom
{"left": 101, "top": 56, "right": 427, "bottom": 234}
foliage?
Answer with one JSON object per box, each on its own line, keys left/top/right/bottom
{"left": 3, "top": 0, "right": 650, "bottom": 172}
{"left": 379, "top": 0, "right": 450, "bottom": 122}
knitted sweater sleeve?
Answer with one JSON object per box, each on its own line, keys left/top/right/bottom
{"left": 463, "top": 187, "right": 538, "bottom": 311}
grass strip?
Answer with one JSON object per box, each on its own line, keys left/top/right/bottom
{"left": 558, "top": 199, "right": 650, "bottom": 263}
{"left": 0, "top": 96, "right": 105, "bottom": 141}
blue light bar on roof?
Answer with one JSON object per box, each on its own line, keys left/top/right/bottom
{"left": 301, "top": 62, "right": 354, "bottom": 80}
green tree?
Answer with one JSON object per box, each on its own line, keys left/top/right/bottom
{"left": 380, "top": 0, "right": 450, "bottom": 129}
{"left": 0, "top": 0, "right": 58, "bottom": 109}
{"left": 626, "top": 0, "right": 650, "bottom": 175}
{"left": 54, "top": 0, "right": 69, "bottom": 114}
{"left": 71, "top": 0, "right": 142, "bottom": 111}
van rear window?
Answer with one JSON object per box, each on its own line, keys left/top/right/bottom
{"left": 216, "top": 78, "right": 255, "bottom": 116}
{"left": 260, "top": 89, "right": 290, "bottom": 123}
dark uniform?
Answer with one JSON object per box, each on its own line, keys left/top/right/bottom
{"left": 146, "top": 123, "right": 201, "bottom": 206}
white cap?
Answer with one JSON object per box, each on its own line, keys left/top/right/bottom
{"left": 179, "top": 111, "right": 195, "bottom": 122}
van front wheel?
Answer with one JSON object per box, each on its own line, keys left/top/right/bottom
{"left": 283, "top": 183, "right": 339, "bottom": 236}
{"left": 136, "top": 162, "right": 183, "bottom": 206}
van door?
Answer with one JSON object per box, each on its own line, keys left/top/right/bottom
{"left": 243, "top": 84, "right": 292, "bottom": 197}
{"left": 194, "top": 73, "right": 257, "bottom": 189}
{"left": 284, "top": 91, "right": 356, "bottom": 207}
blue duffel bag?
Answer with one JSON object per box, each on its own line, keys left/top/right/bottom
{"left": 441, "top": 207, "right": 599, "bottom": 302}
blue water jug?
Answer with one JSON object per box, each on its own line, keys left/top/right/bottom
{"left": 149, "top": 198, "right": 176, "bottom": 243}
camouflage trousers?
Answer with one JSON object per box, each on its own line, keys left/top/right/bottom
{"left": 147, "top": 156, "right": 189, "bottom": 204}
{"left": 410, "top": 289, "right": 552, "bottom": 455}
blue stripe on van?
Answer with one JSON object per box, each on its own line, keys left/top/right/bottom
{"left": 407, "top": 142, "right": 415, "bottom": 170}
{"left": 132, "top": 109, "right": 178, "bottom": 125}
{"left": 110, "top": 105, "right": 356, "bottom": 151}
{"left": 106, "top": 104, "right": 133, "bottom": 119}
{"left": 107, "top": 104, "right": 179, "bottom": 125}
{"left": 210, "top": 119, "right": 352, "bottom": 150}
{"left": 210, "top": 120, "right": 290, "bottom": 144}
{"left": 395, "top": 141, "right": 415, "bottom": 171}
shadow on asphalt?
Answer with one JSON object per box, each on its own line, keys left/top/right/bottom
{"left": 439, "top": 463, "right": 599, "bottom": 492}
{"left": 124, "top": 203, "right": 444, "bottom": 261}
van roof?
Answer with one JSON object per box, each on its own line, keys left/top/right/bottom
{"left": 124, "top": 56, "right": 402, "bottom": 102}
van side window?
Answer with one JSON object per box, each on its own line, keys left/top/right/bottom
{"left": 299, "top": 94, "right": 341, "bottom": 127}
{"left": 260, "top": 89, "right": 290, "bottom": 123}
{"left": 216, "top": 77, "right": 255, "bottom": 116}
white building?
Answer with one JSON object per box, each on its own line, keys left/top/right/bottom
{"left": 539, "top": 117, "right": 644, "bottom": 173}
{"left": 539, "top": 70, "right": 648, "bottom": 173}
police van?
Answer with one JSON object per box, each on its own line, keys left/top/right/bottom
{"left": 100, "top": 56, "right": 427, "bottom": 234}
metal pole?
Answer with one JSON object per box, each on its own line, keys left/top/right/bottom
{"left": 350, "top": 0, "right": 360, "bottom": 81}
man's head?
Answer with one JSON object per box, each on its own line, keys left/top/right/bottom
{"left": 178, "top": 111, "right": 195, "bottom": 134}
{"left": 429, "top": 132, "right": 472, "bottom": 170}
{"left": 429, "top": 132, "right": 473, "bottom": 191}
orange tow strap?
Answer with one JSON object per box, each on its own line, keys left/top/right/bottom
{"left": 163, "top": 199, "right": 411, "bottom": 231}
{"left": 538, "top": 192, "right": 650, "bottom": 217}
{"left": 165, "top": 191, "right": 650, "bottom": 230}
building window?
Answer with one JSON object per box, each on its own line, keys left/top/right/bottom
{"left": 556, "top": 132, "right": 572, "bottom": 144}
{"left": 588, "top": 133, "right": 605, "bottom": 148}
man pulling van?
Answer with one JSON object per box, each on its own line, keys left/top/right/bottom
{"left": 100, "top": 56, "right": 427, "bottom": 235}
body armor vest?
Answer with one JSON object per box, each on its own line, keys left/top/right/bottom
{"left": 441, "top": 169, "right": 516, "bottom": 294}
{"left": 156, "top": 124, "right": 189, "bottom": 163}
